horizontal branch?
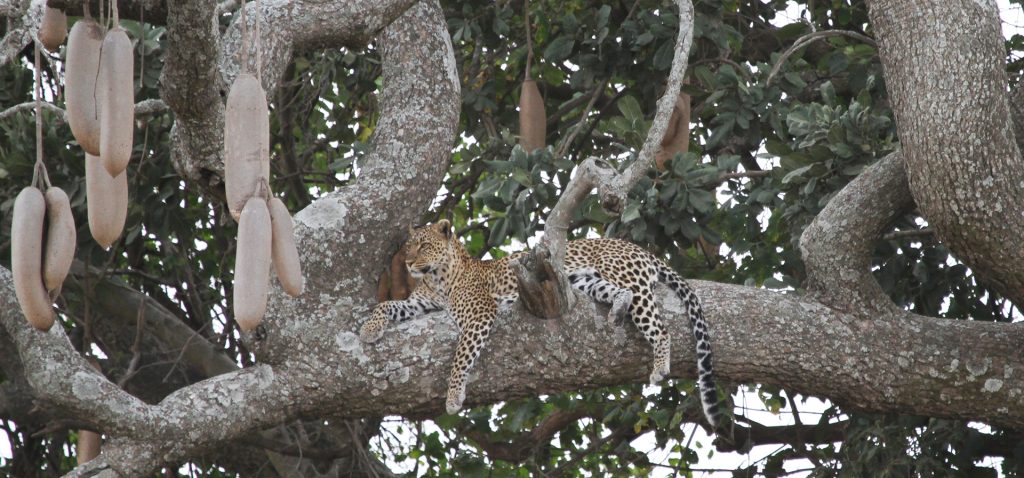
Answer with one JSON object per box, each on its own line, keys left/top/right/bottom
{"left": 5, "top": 250, "right": 1024, "bottom": 474}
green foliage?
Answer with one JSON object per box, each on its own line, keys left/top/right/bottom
{"left": 1, "top": 0, "right": 1022, "bottom": 475}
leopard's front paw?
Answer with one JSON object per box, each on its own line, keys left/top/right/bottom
{"left": 359, "top": 324, "right": 385, "bottom": 343}
{"left": 649, "top": 361, "right": 670, "bottom": 384}
{"left": 445, "top": 385, "right": 466, "bottom": 415}
{"left": 359, "top": 307, "right": 390, "bottom": 343}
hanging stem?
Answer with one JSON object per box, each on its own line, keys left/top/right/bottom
{"left": 257, "top": 177, "right": 270, "bottom": 200}
{"left": 112, "top": 0, "right": 120, "bottom": 24}
{"left": 240, "top": 0, "right": 249, "bottom": 74}
{"left": 524, "top": 0, "right": 533, "bottom": 80}
{"left": 139, "top": 6, "right": 144, "bottom": 91}
{"left": 255, "top": 0, "right": 262, "bottom": 82}
{"left": 33, "top": 41, "right": 51, "bottom": 191}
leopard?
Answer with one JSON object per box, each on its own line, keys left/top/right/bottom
{"left": 359, "top": 220, "right": 729, "bottom": 437}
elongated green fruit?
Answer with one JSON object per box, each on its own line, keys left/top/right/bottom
{"left": 66, "top": 17, "right": 103, "bottom": 155}
{"left": 98, "top": 27, "right": 135, "bottom": 176}
{"left": 38, "top": 8, "right": 68, "bottom": 52}
{"left": 11, "top": 187, "right": 54, "bottom": 331}
{"left": 224, "top": 73, "right": 270, "bottom": 221}
{"left": 518, "top": 79, "right": 546, "bottom": 152}
{"left": 86, "top": 153, "right": 127, "bottom": 249}
{"left": 268, "top": 197, "right": 304, "bottom": 297}
{"left": 234, "top": 197, "right": 272, "bottom": 331}
{"left": 43, "top": 187, "right": 76, "bottom": 297}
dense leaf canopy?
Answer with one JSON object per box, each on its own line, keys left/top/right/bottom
{"left": 1, "top": 0, "right": 1022, "bottom": 476}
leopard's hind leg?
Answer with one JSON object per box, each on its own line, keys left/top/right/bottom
{"left": 569, "top": 266, "right": 668, "bottom": 383}
{"left": 627, "top": 282, "right": 671, "bottom": 384}
{"left": 568, "top": 268, "right": 633, "bottom": 326}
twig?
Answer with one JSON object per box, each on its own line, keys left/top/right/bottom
{"left": 767, "top": 29, "right": 877, "bottom": 85}
{"left": 550, "top": 423, "right": 639, "bottom": 477}
{"left": 240, "top": 434, "right": 352, "bottom": 460}
{"left": 553, "top": 78, "right": 608, "bottom": 160}
{"left": 717, "top": 170, "right": 770, "bottom": 181}
{"left": 881, "top": 228, "right": 934, "bottom": 241}
{"left": 117, "top": 298, "right": 147, "bottom": 388}
{"left": 107, "top": 268, "right": 173, "bottom": 286}
{"left": 690, "top": 57, "right": 752, "bottom": 80}
{"left": 0, "top": 98, "right": 168, "bottom": 122}
{"left": 523, "top": 0, "right": 533, "bottom": 80}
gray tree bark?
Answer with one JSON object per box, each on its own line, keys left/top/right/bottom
{"left": 867, "top": 0, "right": 1024, "bottom": 306}
{"left": 2, "top": 0, "right": 1024, "bottom": 476}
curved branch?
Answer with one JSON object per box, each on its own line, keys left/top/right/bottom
{"left": 867, "top": 0, "right": 1024, "bottom": 306}
{"left": 766, "top": 29, "right": 877, "bottom": 85}
{"left": 0, "top": 0, "right": 43, "bottom": 67}
{"left": 609, "top": 0, "right": 694, "bottom": 199}
{"left": 800, "top": 152, "right": 913, "bottom": 315}
{"left": 1, "top": 1, "right": 460, "bottom": 474}
{"left": 161, "top": 0, "right": 423, "bottom": 197}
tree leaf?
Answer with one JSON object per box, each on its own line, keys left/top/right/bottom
{"left": 544, "top": 36, "right": 575, "bottom": 62}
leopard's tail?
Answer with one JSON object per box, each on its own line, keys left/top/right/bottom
{"left": 657, "top": 264, "right": 734, "bottom": 444}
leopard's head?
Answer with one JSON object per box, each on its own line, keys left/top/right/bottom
{"left": 404, "top": 220, "right": 454, "bottom": 279}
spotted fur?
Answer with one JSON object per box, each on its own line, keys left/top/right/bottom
{"left": 359, "top": 220, "right": 729, "bottom": 436}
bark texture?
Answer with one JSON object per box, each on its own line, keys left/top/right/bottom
{"left": 2, "top": 0, "right": 1024, "bottom": 475}
{"left": 800, "top": 153, "right": 913, "bottom": 315}
{"left": 6, "top": 267, "right": 1024, "bottom": 475}
{"left": 867, "top": 0, "right": 1024, "bottom": 307}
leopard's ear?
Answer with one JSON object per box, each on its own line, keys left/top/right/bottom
{"left": 408, "top": 225, "right": 416, "bottom": 236}
{"left": 435, "top": 219, "right": 452, "bottom": 239}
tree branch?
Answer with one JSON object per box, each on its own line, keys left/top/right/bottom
{"left": 0, "top": 0, "right": 42, "bottom": 67}
{"left": 6, "top": 250, "right": 1024, "bottom": 474}
{"left": 867, "top": 0, "right": 1024, "bottom": 307}
{"left": 5, "top": 1, "right": 460, "bottom": 473}
{"left": 800, "top": 152, "right": 913, "bottom": 315}
{"left": 464, "top": 408, "right": 595, "bottom": 463}
{"left": 512, "top": 0, "right": 695, "bottom": 318}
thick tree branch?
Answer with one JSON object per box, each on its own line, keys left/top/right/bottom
{"left": 160, "top": 0, "right": 228, "bottom": 193}
{"left": 7, "top": 242, "right": 1024, "bottom": 474}
{"left": 867, "top": 0, "right": 1024, "bottom": 307}
{"left": 160, "top": 0, "right": 422, "bottom": 199}
{"left": 46, "top": 1, "right": 168, "bottom": 26}
{"left": 58, "top": 268, "right": 393, "bottom": 476}
{"left": 0, "top": 0, "right": 42, "bottom": 66}
{"left": 800, "top": 152, "right": 913, "bottom": 315}
{"left": 2, "top": 1, "right": 461, "bottom": 474}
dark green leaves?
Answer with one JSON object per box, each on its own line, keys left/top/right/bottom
{"left": 544, "top": 36, "right": 575, "bottom": 62}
